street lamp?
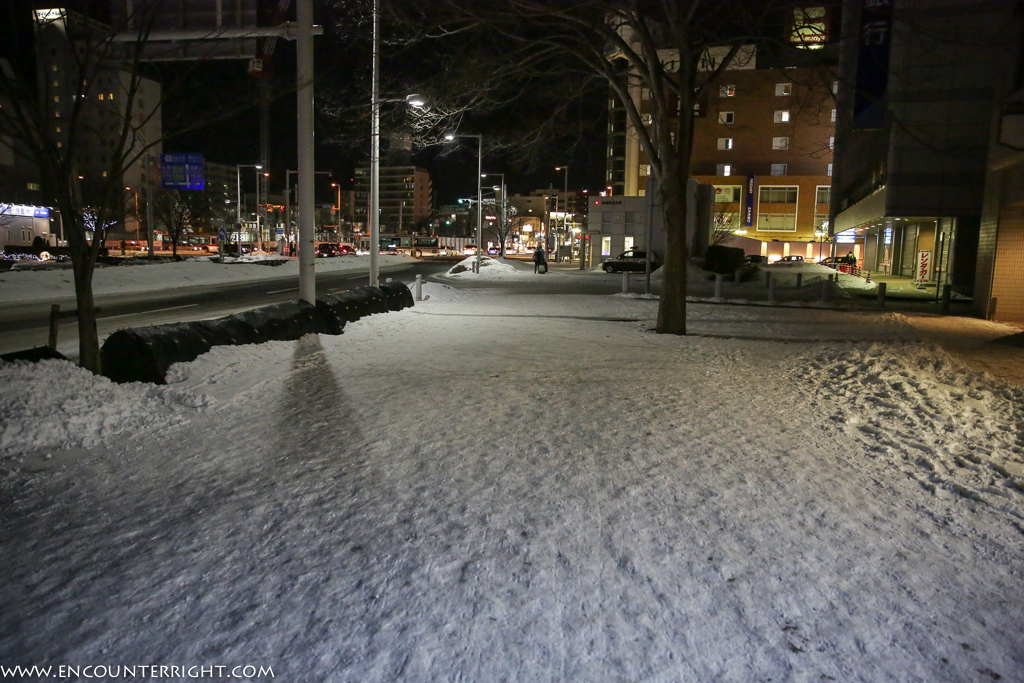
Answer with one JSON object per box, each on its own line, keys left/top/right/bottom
{"left": 555, "top": 165, "right": 570, "bottom": 262}
{"left": 446, "top": 132, "right": 483, "bottom": 273}
{"left": 331, "top": 182, "right": 343, "bottom": 243}
{"left": 482, "top": 172, "right": 504, "bottom": 256}
{"left": 236, "top": 163, "right": 262, "bottom": 255}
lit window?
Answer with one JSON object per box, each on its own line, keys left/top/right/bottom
{"left": 828, "top": 163, "right": 833, "bottom": 176}
{"left": 716, "top": 164, "right": 732, "bottom": 176}
{"left": 829, "top": 136, "right": 835, "bottom": 150}
{"left": 772, "top": 137, "right": 790, "bottom": 150}
{"left": 718, "top": 111, "right": 735, "bottom": 124}
{"left": 771, "top": 163, "right": 788, "bottom": 176}
{"left": 51, "top": 64, "right": 57, "bottom": 72}
{"left": 719, "top": 84, "right": 736, "bottom": 97}
{"left": 832, "top": 80, "right": 839, "bottom": 94}
{"left": 52, "top": 80, "right": 58, "bottom": 87}
{"left": 759, "top": 186, "right": 798, "bottom": 203}
{"left": 717, "top": 138, "right": 734, "bottom": 150}
{"left": 774, "top": 110, "right": 790, "bottom": 123}
{"left": 831, "top": 108, "right": 837, "bottom": 122}
{"left": 98, "top": 93, "right": 104, "bottom": 100}
{"left": 53, "top": 95, "right": 59, "bottom": 102}
{"left": 775, "top": 83, "right": 792, "bottom": 96}
{"left": 816, "top": 187, "right": 831, "bottom": 204}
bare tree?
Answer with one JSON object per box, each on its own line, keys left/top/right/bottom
{"left": 390, "top": 0, "right": 825, "bottom": 334}
{"left": 0, "top": 4, "right": 257, "bottom": 371}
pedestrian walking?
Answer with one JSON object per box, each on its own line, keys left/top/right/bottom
{"left": 533, "top": 245, "right": 547, "bottom": 274}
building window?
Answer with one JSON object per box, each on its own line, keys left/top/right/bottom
{"left": 831, "top": 108, "right": 837, "bottom": 122}
{"left": 719, "top": 84, "right": 736, "bottom": 97}
{"left": 771, "top": 163, "right": 788, "bottom": 176}
{"left": 757, "top": 186, "right": 799, "bottom": 232}
{"left": 717, "top": 138, "right": 734, "bottom": 150}
{"left": 829, "top": 136, "right": 835, "bottom": 150}
{"left": 601, "top": 236, "right": 611, "bottom": 256}
{"left": 774, "top": 110, "right": 790, "bottom": 123}
{"left": 816, "top": 187, "right": 831, "bottom": 204}
{"left": 27, "top": 182, "right": 40, "bottom": 191}
{"left": 53, "top": 95, "right": 59, "bottom": 102}
{"left": 832, "top": 80, "right": 839, "bottom": 94}
{"left": 775, "top": 83, "right": 792, "bottom": 96}
{"left": 718, "top": 111, "right": 734, "bottom": 124}
{"left": 624, "top": 236, "right": 635, "bottom": 251}
{"left": 98, "top": 93, "right": 104, "bottom": 100}
{"left": 827, "top": 163, "right": 833, "bottom": 176}
{"left": 716, "top": 164, "right": 732, "bottom": 176}
{"left": 772, "top": 137, "right": 790, "bottom": 150}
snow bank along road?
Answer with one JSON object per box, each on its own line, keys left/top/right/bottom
{"left": 1, "top": 284, "right": 1023, "bottom": 682}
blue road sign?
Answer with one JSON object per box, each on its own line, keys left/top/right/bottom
{"left": 161, "top": 153, "right": 205, "bottom": 190}
{"left": 218, "top": 227, "right": 227, "bottom": 243}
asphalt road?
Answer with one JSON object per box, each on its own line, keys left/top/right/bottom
{"left": 0, "top": 259, "right": 452, "bottom": 359}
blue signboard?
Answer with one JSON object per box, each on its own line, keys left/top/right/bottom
{"left": 161, "top": 153, "right": 205, "bottom": 190}
{"left": 743, "top": 175, "right": 756, "bottom": 227}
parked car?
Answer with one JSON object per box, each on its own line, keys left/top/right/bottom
{"left": 316, "top": 243, "right": 341, "bottom": 258}
{"left": 744, "top": 254, "right": 766, "bottom": 265}
{"left": 775, "top": 255, "right": 805, "bottom": 264}
{"left": 602, "top": 249, "right": 659, "bottom": 273}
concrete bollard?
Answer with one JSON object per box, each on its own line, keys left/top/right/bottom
{"left": 876, "top": 281, "right": 887, "bottom": 309}
{"left": 768, "top": 275, "right": 777, "bottom": 303}
{"left": 622, "top": 271, "right": 629, "bottom": 294}
{"left": 415, "top": 274, "right": 423, "bottom": 302}
{"left": 715, "top": 273, "right": 724, "bottom": 299}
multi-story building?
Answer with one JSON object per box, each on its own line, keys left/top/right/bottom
{"left": 604, "top": 15, "right": 839, "bottom": 262}
{"left": 353, "top": 166, "right": 432, "bottom": 234}
{"left": 831, "top": 0, "right": 1018, "bottom": 307}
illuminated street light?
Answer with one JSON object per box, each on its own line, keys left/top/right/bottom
{"left": 446, "top": 132, "right": 483, "bottom": 273}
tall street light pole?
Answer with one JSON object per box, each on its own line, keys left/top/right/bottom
{"left": 446, "top": 133, "right": 482, "bottom": 272}
{"left": 556, "top": 165, "right": 569, "bottom": 262}
{"left": 236, "top": 163, "right": 262, "bottom": 255}
{"left": 296, "top": 0, "right": 316, "bottom": 303}
{"left": 482, "top": 172, "right": 504, "bottom": 255}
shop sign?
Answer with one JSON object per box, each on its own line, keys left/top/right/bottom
{"left": 915, "top": 249, "right": 931, "bottom": 283}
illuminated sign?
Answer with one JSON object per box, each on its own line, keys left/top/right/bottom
{"left": 161, "top": 153, "right": 205, "bottom": 190}
{"left": 0, "top": 203, "right": 50, "bottom": 218}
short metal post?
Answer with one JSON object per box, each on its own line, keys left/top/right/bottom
{"left": 876, "top": 281, "right": 887, "bottom": 309}
{"left": 715, "top": 273, "right": 724, "bottom": 298}
{"left": 734, "top": 267, "right": 743, "bottom": 284}
{"left": 796, "top": 272, "right": 803, "bottom": 288}
{"left": 819, "top": 279, "right": 830, "bottom": 303}
{"left": 768, "top": 275, "right": 777, "bottom": 303}
{"left": 765, "top": 271, "right": 771, "bottom": 288}
{"left": 414, "top": 274, "right": 423, "bottom": 301}
{"left": 941, "top": 284, "right": 952, "bottom": 312}
{"left": 48, "top": 304, "right": 60, "bottom": 349}
{"left": 621, "top": 271, "right": 629, "bottom": 294}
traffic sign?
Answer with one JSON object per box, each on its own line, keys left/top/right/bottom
{"left": 161, "top": 153, "right": 205, "bottom": 190}
{"left": 218, "top": 227, "right": 227, "bottom": 243}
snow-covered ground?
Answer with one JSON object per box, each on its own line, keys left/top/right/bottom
{"left": 2, "top": 279, "right": 1024, "bottom": 681}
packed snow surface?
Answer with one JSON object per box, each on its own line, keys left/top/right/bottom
{"left": 2, "top": 282, "right": 1023, "bottom": 681}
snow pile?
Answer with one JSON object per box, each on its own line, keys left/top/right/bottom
{"left": 801, "top": 341, "right": 1024, "bottom": 506}
{"left": 443, "top": 256, "right": 527, "bottom": 279}
{"left": 0, "top": 359, "right": 208, "bottom": 466}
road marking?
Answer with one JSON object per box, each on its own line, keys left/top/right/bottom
{"left": 102, "top": 304, "right": 199, "bottom": 320}
{"left": 266, "top": 287, "right": 299, "bottom": 294}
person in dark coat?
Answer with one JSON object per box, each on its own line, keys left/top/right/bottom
{"left": 533, "top": 245, "right": 547, "bottom": 274}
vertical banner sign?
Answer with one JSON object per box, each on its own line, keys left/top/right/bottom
{"left": 161, "top": 153, "right": 205, "bottom": 190}
{"left": 915, "top": 250, "right": 931, "bottom": 283}
{"left": 853, "top": 0, "right": 893, "bottom": 129}
{"left": 743, "top": 175, "right": 756, "bottom": 227}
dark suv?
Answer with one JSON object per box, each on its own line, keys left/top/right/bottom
{"left": 316, "top": 243, "right": 341, "bottom": 258}
{"left": 602, "top": 249, "right": 659, "bottom": 273}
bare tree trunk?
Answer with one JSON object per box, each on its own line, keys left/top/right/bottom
{"left": 656, "top": 165, "right": 689, "bottom": 335}
{"left": 71, "top": 247, "right": 100, "bottom": 373}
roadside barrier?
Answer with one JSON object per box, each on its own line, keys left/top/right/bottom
{"left": 100, "top": 282, "right": 414, "bottom": 384}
